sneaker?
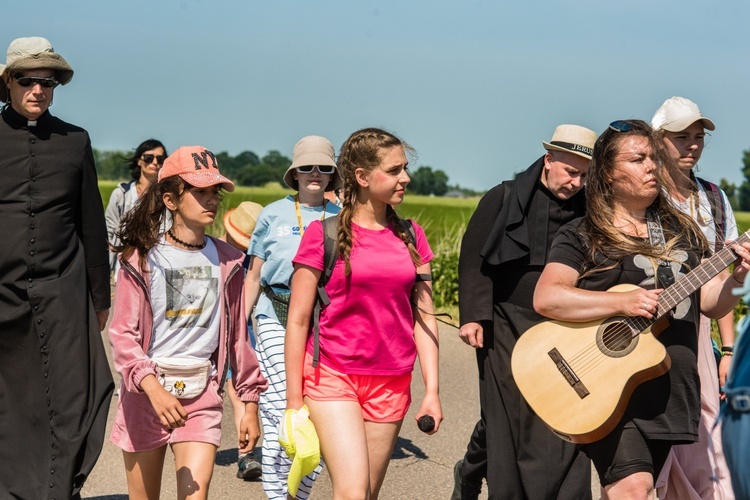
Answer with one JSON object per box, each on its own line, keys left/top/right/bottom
{"left": 451, "top": 459, "right": 481, "bottom": 500}
{"left": 237, "top": 453, "right": 262, "bottom": 481}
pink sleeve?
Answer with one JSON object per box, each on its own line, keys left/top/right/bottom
{"left": 293, "top": 219, "right": 325, "bottom": 270}
{"left": 411, "top": 220, "right": 434, "bottom": 264}
{"left": 228, "top": 267, "right": 268, "bottom": 402}
{"left": 108, "top": 266, "right": 158, "bottom": 392}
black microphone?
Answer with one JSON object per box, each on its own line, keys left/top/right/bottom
{"left": 417, "top": 415, "right": 435, "bottom": 433}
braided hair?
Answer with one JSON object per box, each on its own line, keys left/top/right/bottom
{"left": 336, "top": 128, "right": 422, "bottom": 274}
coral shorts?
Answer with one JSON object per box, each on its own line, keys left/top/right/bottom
{"left": 302, "top": 352, "right": 412, "bottom": 422}
{"left": 110, "top": 378, "right": 224, "bottom": 452}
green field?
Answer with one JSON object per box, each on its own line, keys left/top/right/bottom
{"left": 99, "top": 181, "right": 478, "bottom": 245}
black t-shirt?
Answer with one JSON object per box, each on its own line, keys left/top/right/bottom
{"left": 548, "top": 218, "right": 702, "bottom": 441}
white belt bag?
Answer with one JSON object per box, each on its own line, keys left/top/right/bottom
{"left": 154, "top": 358, "right": 212, "bottom": 399}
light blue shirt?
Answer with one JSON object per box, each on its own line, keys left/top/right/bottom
{"left": 247, "top": 195, "right": 339, "bottom": 320}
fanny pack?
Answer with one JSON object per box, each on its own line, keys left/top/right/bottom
{"left": 154, "top": 358, "right": 212, "bottom": 399}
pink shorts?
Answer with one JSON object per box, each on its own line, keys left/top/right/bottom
{"left": 303, "top": 352, "right": 412, "bottom": 422}
{"left": 110, "top": 378, "right": 224, "bottom": 452}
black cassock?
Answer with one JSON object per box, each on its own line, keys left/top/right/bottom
{"left": 0, "top": 106, "right": 114, "bottom": 499}
{"left": 458, "top": 157, "right": 591, "bottom": 499}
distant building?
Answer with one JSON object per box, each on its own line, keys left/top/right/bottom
{"left": 444, "top": 189, "right": 466, "bottom": 198}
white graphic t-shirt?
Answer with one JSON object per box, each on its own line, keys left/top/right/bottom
{"left": 146, "top": 237, "right": 222, "bottom": 363}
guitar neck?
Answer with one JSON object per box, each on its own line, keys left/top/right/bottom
{"left": 627, "top": 231, "right": 748, "bottom": 333}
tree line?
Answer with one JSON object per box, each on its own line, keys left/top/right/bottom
{"left": 93, "top": 148, "right": 483, "bottom": 197}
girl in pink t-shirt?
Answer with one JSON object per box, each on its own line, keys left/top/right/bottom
{"left": 285, "top": 128, "right": 443, "bottom": 499}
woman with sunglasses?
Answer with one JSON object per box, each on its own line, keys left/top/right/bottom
{"left": 105, "top": 138, "right": 168, "bottom": 274}
{"left": 243, "top": 136, "right": 341, "bottom": 498}
{"left": 533, "top": 120, "right": 750, "bottom": 499}
{"left": 285, "top": 128, "right": 442, "bottom": 499}
{"left": 651, "top": 98, "right": 737, "bottom": 499}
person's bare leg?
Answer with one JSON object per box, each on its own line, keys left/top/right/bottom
{"left": 171, "top": 441, "right": 218, "bottom": 500}
{"left": 364, "top": 420, "right": 402, "bottom": 500}
{"left": 306, "top": 398, "right": 371, "bottom": 499}
{"left": 122, "top": 446, "right": 168, "bottom": 500}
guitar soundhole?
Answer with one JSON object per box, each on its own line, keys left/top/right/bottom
{"left": 596, "top": 318, "right": 639, "bottom": 358}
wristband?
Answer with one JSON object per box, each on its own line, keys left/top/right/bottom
{"left": 721, "top": 345, "right": 734, "bottom": 353}
{"left": 722, "top": 351, "right": 733, "bottom": 357}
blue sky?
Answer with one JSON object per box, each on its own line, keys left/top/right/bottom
{"left": 5, "top": 1, "right": 750, "bottom": 191}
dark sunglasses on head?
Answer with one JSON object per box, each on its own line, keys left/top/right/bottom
{"left": 142, "top": 154, "right": 167, "bottom": 165}
{"left": 13, "top": 73, "right": 58, "bottom": 88}
{"left": 295, "top": 165, "right": 335, "bottom": 175}
{"left": 608, "top": 120, "right": 633, "bottom": 133}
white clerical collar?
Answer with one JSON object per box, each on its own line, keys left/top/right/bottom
{"left": 27, "top": 119, "right": 38, "bottom": 127}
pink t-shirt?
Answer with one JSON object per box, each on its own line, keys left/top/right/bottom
{"left": 293, "top": 220, "right": 434, "bottom": 376}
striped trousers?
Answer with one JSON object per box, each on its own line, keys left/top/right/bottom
{"left": 255, "top": 316, "right": 322, "bottom": 499}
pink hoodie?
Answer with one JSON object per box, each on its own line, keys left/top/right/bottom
{"left": 108, "top": 236, "right": 267, "bottom": 402}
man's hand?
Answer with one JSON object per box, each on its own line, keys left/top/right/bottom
{"left": 96, "top": 309, "right": 110, "bottom": 331}
{"left": 459, "top": 321, "right": 484, "bottom": 348}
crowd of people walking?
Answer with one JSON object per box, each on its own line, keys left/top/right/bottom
{"left": 2, "top": 34, "right": 748, "bottom": 500}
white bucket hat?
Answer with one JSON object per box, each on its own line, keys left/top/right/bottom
{"left": 1, "top": 37, "right": 74, "bottom": 102}
{"left": 283, "top": 135, "right": 342, "bottom": 191}
{"left": 651, "top": 96, "right": 715, "bottom": 132}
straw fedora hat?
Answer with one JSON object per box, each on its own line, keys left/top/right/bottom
{"left": 1, "top": 37, "right": 74, "bottom": 102}
{"left": 223, "top": 202, "right": 264, "bottom": 250}
{"left": 542, "top": 124, "right": 596, "bottom": 160}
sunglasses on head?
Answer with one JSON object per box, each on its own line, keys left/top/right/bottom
{"left": 142, "top": 154, "right": 167, "bottom": 165}
{"left": 608, "top": 120, "right": 634, "bottom": 133}
{"left": 295, "top": 165, "right": 335, "bottom": 175}
{"left": 13, "top": 74, "right": 58, "bottom": 88}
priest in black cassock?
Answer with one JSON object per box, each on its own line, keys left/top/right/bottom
{"left": 0, "top": 37, "right": 114, "bottom": 499}
{"left": 453, "top": 125, "right": 596, "bottom": 500}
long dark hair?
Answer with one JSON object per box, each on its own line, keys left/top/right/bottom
{"left": 336, "top": 127, "right": 421, "bottom": 275}
{"left": 115, "top": 176, "right": 187, "bottom": 271}
{"left": 581, "top": 119, "right": 708, "bottom": 273}
{"left": 126, "top": 139, "right": 167, "bottom": 181}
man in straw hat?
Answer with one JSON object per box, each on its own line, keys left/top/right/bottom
{"left": 453, "top": 125, "right": 595, "bottom": 499}
{"left": 0, "top": 37, "right": 113, "bottom": 498}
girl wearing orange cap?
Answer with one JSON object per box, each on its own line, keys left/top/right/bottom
{"left": 108, "top": 146, "right": 267, "bottom": 499}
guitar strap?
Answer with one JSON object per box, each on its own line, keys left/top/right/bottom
{"left": 645, "top": 209, "right": 676, "bottom": 288}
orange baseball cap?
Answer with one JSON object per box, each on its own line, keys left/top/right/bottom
{"left": 158, "top": 145, "right": 235, "bottom": 192}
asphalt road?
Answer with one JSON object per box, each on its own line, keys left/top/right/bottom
{"left": 81, "top": 323, "right": 598, "bottom": 499}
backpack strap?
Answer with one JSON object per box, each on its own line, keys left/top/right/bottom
{"left": 312, "top": 216, "right": 339, "bottom": 367}
{"left": 697, "top": 178, "right": 727, "bottom": 253}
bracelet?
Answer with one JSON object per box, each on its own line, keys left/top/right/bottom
{"left": 721, "top": 345, "right": 734, "bottom": 353}
{"left": 731, "top": 275, "right": 745, "bottom": 286}
{"left": 722, "top": 351, "right": 734, "bottom": 357}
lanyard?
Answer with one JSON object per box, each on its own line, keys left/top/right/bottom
{"left": 294, "top": 195, "right": 327, "bottom": 237}
{"left": 645, "top": 208, "right": 676, "bottom": 288}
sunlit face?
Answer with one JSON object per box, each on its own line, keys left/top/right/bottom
{"left": 661, "top": 121, "right": 705, "bottom": 171}
{"left": 358, "top": 146, "right": 410, "bottom": 206}
{"left": 4, "top": 68, "right": 56, "bottom": 120}
{"left": 167, "top": 184, "right": 221, "bottom": 231}
{"left": 293, "top": 166, "right": 332, "bottom": 198}
{"left": 541, "top": 150, "right": 590, "bottom": 200}
{"left": 610, "top": 135, "right": 660, "bottom": 210}
{"left": 138, "top": 147, "right": 167, "bottom": 181}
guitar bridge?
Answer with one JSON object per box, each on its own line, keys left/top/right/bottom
{"left": 548, "top": 348, "right": 589, "bottom": 399}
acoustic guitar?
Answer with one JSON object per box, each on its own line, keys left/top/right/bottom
{"left": 511, "top": 233, "right": 747, "bottom": 444}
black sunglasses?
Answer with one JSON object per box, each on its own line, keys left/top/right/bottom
{"left": 295, "top": 165, "right": 335, "bottom": 175}
{"left": 141, "top": 154, "right": 167, "bottom": 165}
{"left": 608, "top": 120, "right": 633, "bottom": 133}
{"left": 13, "top": 74, "right": 58, "bottom": 88}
